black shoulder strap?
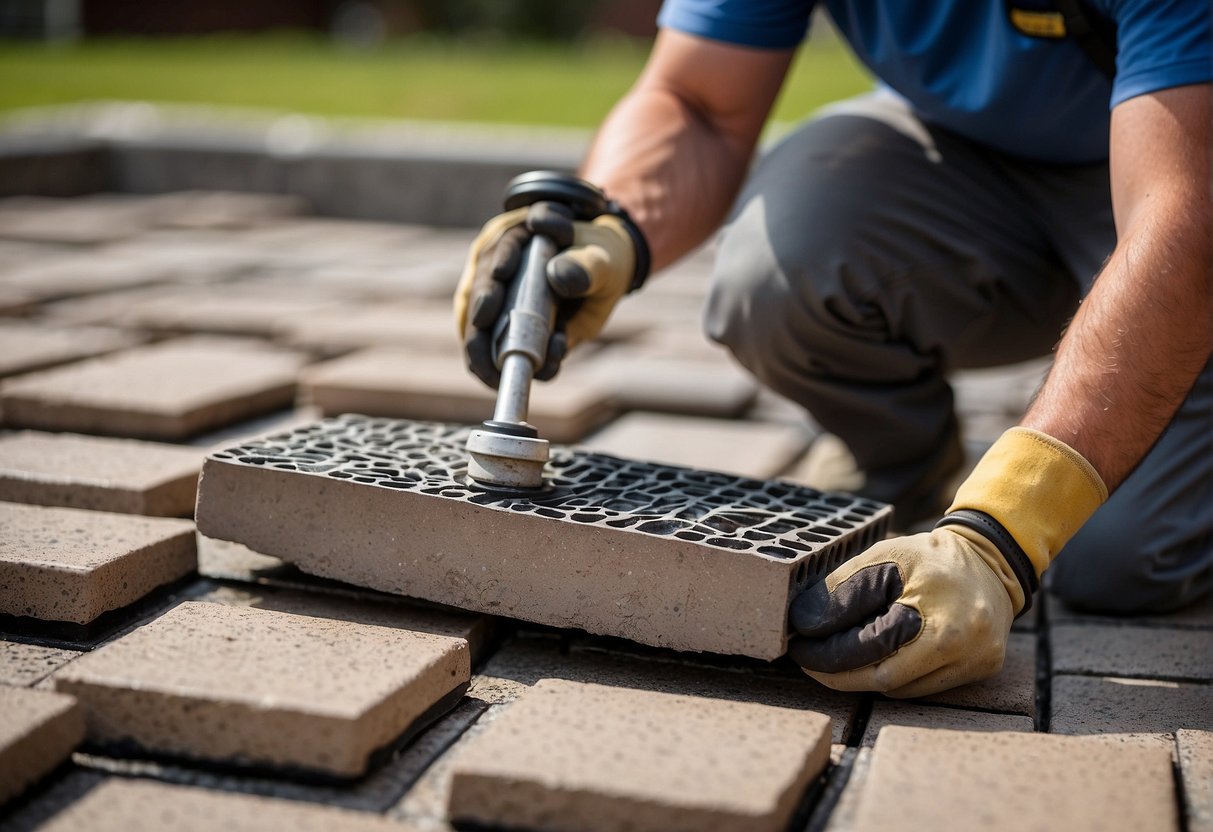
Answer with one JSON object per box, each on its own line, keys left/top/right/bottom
{"left": 1053, "top": 0, "right": 1118, "bottom": 80}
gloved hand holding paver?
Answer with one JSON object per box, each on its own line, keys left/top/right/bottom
{"left": 451, "top": 0, "right": 1212, "bottom": 696}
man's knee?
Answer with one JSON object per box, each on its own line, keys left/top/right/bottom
{"left": 704, "top": 191, "right": 880, "bottom": 386}
{"left": 1049, "top": 513, "right": 1213, "bottom": 614}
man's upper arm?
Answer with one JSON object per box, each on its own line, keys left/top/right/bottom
{"left": 1109, "top": 83, "right": 1211, "bottom": 236}
{"left": 634, "top": 28, "right": 796, "bottom": 156}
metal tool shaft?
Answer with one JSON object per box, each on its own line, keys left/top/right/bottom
{"left": 491, "top": 234, "right": 558, "bottom": 425}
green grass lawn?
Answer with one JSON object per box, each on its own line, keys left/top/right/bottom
{"left": 0, "top": 34, "right": 872, "bottom": 128}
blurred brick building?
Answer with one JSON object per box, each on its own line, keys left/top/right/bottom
{"left": 1, "top": 0, "right": 661, "bottom": 40}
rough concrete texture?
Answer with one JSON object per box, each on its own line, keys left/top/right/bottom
{"left": 195, "top": 416, "right": 891, "bottom": 659}
{"left": 38, "top": 778, "right": 418, "bottom": 832}
{"left": 0, "top": 640, "right": 80, "bottom": 687}
{"left": 0, "top": 502, "right": 196, "bottom": 625}
{"left": 0, "top": 432, "right": 203, "bottom": 516}
{"left": 447, "top": 679, "right": 832, "bottom": 832}
{"left": 862, "top": 701, "right": 1035, "bottom": 746}
{"left": 1178, "top": 730, "right": 1213, "bottom": 832}
{"left": 298, "top": 347, "right": 616, "bottom": 443}
{"left": 580, "top": 412, "right": 811, "bottom": 480}
{"left": 47, "top": 282, "right": 354, "bottom": 339}
{"left": 199, "top": 582, "right": 496, "bottom": 664}
{"left": 0, "top": 321, "right": 143, "bottom": 378}
{"left": 1046, "top": 593, "right": 1213, "bottom": 630}
{"left": 0, "top": 336, "right": 306, "bottom": 440}
{"left": 53, "top": 601, "right": 470, "bottom": 777}
{"left": 470, "top": 636, "right": 859, "bottom": 744}
{"left": 855, "top": 726, "right": 1178, "bottom": 831}
{"left": 1051, "top": 623, "right": 1213, "bottom": 681}
{"left": 0, "top": 252, "right": 180, "bottom": 303}
{"left": 0, "top": 686, "right": 84, "bottom": 805}
{"left": 283, "top": 301, "right": 466, "bottom": 355}
{"left": 0, "top": 194, "right": 155, "bottom": 244}
{"left": 1051, "top": 675, "right": 1213, "bottom": 736}
{"left": 921, "top": 631, "right": 1036, "bottom": 716}
{"left": 583, "top": 352, "right": 759, "bottom": 418}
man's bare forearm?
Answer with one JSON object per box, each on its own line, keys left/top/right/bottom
{"left": 581, "top": 87, "right": 754, "bottom": 271}
{"left": 578, "top": 30, "right": 793, "bottom": 272}
{"left": 1023, "top": 210, "right": 1212, "bottom": 490}
{"left": 1023, "top": 86, "right": 1212, "bottom": 492}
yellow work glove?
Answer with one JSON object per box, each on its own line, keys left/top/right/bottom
{"left": 789, "top": 427, "right": 1107, "bottom": 698}
{"left": 453, "top": 199, "right": 645, "bottom": 388}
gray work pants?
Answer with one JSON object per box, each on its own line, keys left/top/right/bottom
{"left": 705, "top": 91, "right": 1212, "bottom": 613}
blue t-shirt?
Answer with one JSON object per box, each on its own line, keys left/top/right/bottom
{"left": 657, "top": 0, "right": 1212, "bottom": 163}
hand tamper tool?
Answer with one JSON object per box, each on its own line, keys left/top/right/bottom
{"left": 464, "top": 171, "right": 611, "bottom": 493}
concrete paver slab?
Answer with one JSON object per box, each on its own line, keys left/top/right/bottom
{"left": 920, "top": 631, "right": 1036, "bottom": 716}
{"left": 1046, "top": 592, "right": 1213, "bottom": 629}
{"left": 38, "top": 778, "right": 418, "bottom": 832}
{"left": 1052, "top": 623, "right": 1213, "bottom": 682}
{"left": 45, "top": 283, "right": 354, "bottom": 339}
{"left": 0, "top": 321, "right": 143, "bottom": 378}
{"left": 0, "top": 641, "right": 79, "bottom": 687}
{"left": 1051, "top": 675, "right": 1213, "bottom": 736}
{"left": 196, "top": 416, "right": 891, "bottom": 659}
{"left": 0, "top": 337, "right": 306, "bottom": 440}
{"left": 0, "top": 502, "right": 196, "bottom": 625}
{"left": 470, "top": 636, "right": 859, "bottom": 744}
{"left": 282, "top": 301, "right": 462, "bottom": 354}
{"left": 1178, "top": 730, "right": 1213, "bottom": 832}
{"left": 53, "top": 601, "right": 470, "bottom": 777}
{"left": 862, "top": 701, "right": 1034, "bottom": 745}
{"left": 148, "top": 190, "right": 307, "bottom": 230}
{"left": 0, "top": 686, "right": 84, "bottom": 805}
{"left": 200, "top": 583, "right": 496, "bottom": 664}
{"left": 447, "top": 679, "right": 832, "bottom": 832}
{"left": 0, "top": 195, "right": 155, "bottom": 245}
{"left": 854, "top": 726, "right": 1177, "bottom": 831}
{"left": 0, "top": 253, "right": 178, "bottom": 302}
{"left": 584, "top": 352, "right": 758, "bottom": 417}
{"left": 0, "top": 431, "right": 203, "bottom": 516}
{"left": 299, "top": 348, "right": 614, "bottom": 443}
{"left": 580, "top": 412, "right": 809, "bottom": 480}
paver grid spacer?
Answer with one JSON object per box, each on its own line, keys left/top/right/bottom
{"left": 196, "top": 415, "right": 892, "bottom": 659}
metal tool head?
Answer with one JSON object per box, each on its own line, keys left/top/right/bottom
{"left": 465, "top": 420, "right": 551, "bottom": 492}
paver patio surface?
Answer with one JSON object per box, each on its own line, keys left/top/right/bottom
{"left": 0, "top": 192, "right": 1208, "bottom": 830}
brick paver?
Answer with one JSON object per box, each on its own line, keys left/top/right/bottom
{"left": 46, "top": 283, "right": 353, "bottom": 339}
{"left": 0, "top": 189, "right": 1205, "bottom": 829}
{"left": 300, "top": 347, "right": 615, "bottom": 443}
{"left": 470, "top": 636, "right": 859, "bottom": 744}
{"left": 53, "top": 601, "right": 470, "bottom": 777}
{"left": 200, "top": 583, "right": 496, "bottom": 663}
{"left": 1052, "top": 623, "right": 1213, "bottom": 682}
{"left": 1051, "top": 675, "right": 1213, "bottom": 736}
{"left": 579, "top": 412, "right": 810, "bottom": 479}
{"left": 38, "top": 778, "right": 418, "bottom": 832}
{"left": 0, "top": 641, "right": 79, "bottom": 687}
{"left": 862, "top": 701, "right": 1034, "bottom": 745}
{"left": 584, "top": 351, "right": 759, "bottom": 417}
{"left": 196, "top": 416, "right": 890, "bottom": 659}
{"left": 0, "top": 431, "right": 203, "bottom": 516}
{"left": 0, "top": 502, "right": 196, "bottom": 625}
{"left": 0, "top": 337, "right": 306, "bottom": 439}
{"left": 1178, "top": 730, "right": 1213, "bottom": 832}
{"left": 448, "top": 679, "right": 832, "bottom": 832}
{"left": 0, "top": 686, "right": 84, "bottom": 804}
{"left": 854, "top": 726, "right": 1178, "bottom": 831}
{"left": 0, "top": 321, "right": 142, "bottom": 378}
